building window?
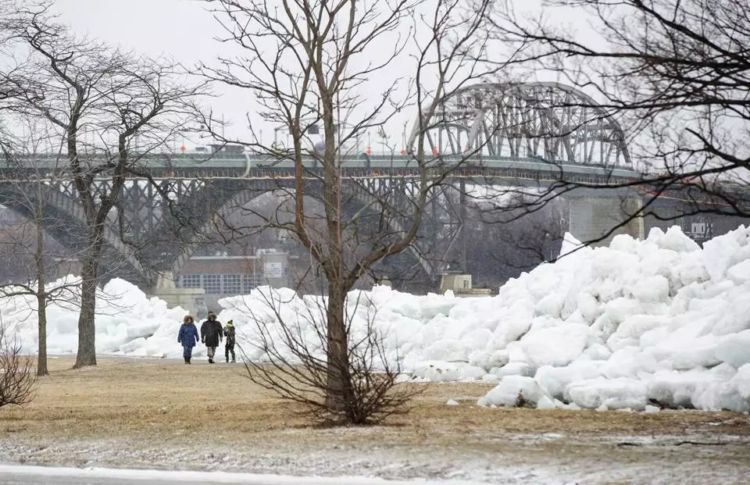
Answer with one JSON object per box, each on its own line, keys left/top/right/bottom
{"left": 179, "top": 273, "right": 268, "bottom": 294}
{"left": 242, "top": 274, "right": 261, "bottom": 293}
{"left": 204, "top": 274, "right": 222, "bottom": 294}
{"left": 223, "top": 274, "right": 241, "bottom": 295}
{"left": 180, "top": 274, "right": 201, "bottom": 288}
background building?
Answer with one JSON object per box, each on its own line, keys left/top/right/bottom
{"left": 175, "top": 249, "right": 290, "bottom": 311}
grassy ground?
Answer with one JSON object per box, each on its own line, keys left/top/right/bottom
{"left": 1, "top": 356, "right": 749, "bottom": 483}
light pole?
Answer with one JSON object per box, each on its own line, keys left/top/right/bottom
{"left": 273, "top": 126, "right": 286, "bottom": 147}
{"left": 402, "top": 121, "right": 408, "bottom": 155}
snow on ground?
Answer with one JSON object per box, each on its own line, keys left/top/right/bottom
{"left": 3, "top": 225, "right": 750, "bottom": 412}
{"left": 0, "top": 464, "right": 485, "bottom": 485}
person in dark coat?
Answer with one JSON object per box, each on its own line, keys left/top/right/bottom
{"left": 200, "top": 312, "right": 223, "bottom": 364}
{"left": 224, "top": 320, "right": 236, "bottom": 363}
{"left": 177, "top": 315, "right": 199, "bottom": 364}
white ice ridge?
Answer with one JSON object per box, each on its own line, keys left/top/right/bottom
{"left": 4, "top": 225, "right": 750, "bottom": 412}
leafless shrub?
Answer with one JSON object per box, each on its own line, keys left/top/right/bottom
{"left": 238, "top": 288, "right": 420, "bottom": 425}
{"left": 0, "top": 325, "right": 35, "bottom": 408}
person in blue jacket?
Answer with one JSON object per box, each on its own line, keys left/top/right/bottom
{"left": 177, "top": 315, "right": 199, "bottom": 364}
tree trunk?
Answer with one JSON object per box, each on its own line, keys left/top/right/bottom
{"left": 37, "top": 292, "right": 48, "bottom": 376}
{"left": 73, "top": 249, "right": 100, "bottom": 369}
{"left": 35, "top": 188, "right": 48, "bottom": 376}
{"left": 325, "top": 281, "right": 353, "bottom": 416}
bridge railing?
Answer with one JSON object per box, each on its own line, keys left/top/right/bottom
{"left": 2, "top": 153, "right": 640, "bottom": 180}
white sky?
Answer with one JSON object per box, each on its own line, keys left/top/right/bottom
{"left": 52, "top": 0, "right": 248, "bottom": 149}
{"left": 53, "top": 0, "right": 216, "bottom": 61}
{"left": 50, "top": 0, "right": 421, "bottom": 152}
{"left": 45, "top": 0, "right": 596, "bottom": 154}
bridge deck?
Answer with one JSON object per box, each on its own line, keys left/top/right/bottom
{"left": 1, "top": 154, "right": 641, "bottom": 185}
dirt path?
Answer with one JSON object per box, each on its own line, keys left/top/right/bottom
{"left": 1, "top": 357, "right": 749, "bottom": 483}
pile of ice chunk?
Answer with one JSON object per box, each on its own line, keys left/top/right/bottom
{"left": 3, "top": 224, "right": 750, "bottom": 412}
{"left": 472, "top": 225, "right": 750, "bottom": 412}
{"left": 1, "top": 278, "right": 187, "bottom": 358}
{"left": 217, "top": 225, "right": 750, "bottom": 412}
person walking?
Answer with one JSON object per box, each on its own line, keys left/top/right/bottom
{"left": 177, "top": 315, "right": 199, "bottom": 364}
{"left": 224, "top": 320, "right": 236, "bottom": 363}
{"left": 200, "top": 312, "right": 223, "bottom": 364}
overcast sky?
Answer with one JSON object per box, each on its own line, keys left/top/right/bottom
{"left": 46, "top": 1, "right": 522, "bottom": 153}
{"left": 45, "top": 0, "right": 588, "bottom": 153}
{"left": 53, "top": 0, "right": 216, "bottom": 61}
{"left": 51, "top": 0, "right": 247, "bottom": 149}
{"left": 49, "top": 0, "right": 425, "bottom": 151}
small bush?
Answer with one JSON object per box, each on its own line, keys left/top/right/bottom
{"left": 0, "top": 326, "right": 35, "bottom": 408}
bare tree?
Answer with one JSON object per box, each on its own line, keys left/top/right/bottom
{"left": 0, "top": 324, "right": 35, "bottom": 408}
{"left": 0, "top": 122, "right": 82, "bottom": 376}
{"left": 1, "top": 4, "right": 202, "bottom": 367}
{"left": 484, "top": 0, "right": 750, "bottom": 242}
{"left": 197, "top": 0, "right": 497, "bottom": 422}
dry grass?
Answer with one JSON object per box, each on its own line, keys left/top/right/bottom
{"left": 2, "top": 356, "right": 750, "bottom": 481}
{"left": 2, "top": 356, "right": 748, "bottom": 446}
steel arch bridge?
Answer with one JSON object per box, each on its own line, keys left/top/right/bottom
{"left": 409, "top": 82, "right": 631, "bottom": 167}
{"left": 0, "top": 82, "right": 640, "bottom": 289}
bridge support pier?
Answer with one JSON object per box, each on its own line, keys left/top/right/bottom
{"left": 147, "top": 272, "right": 207, "bottom": 318}
{"left": 566, "top": 191, "right": 644, "bottom": 246}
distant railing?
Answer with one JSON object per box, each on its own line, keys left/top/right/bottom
{"left": 1, "top": 153, "right": 641, "bottom": 180}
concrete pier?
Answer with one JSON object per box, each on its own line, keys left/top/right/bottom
{"left": 566, "top": 190, "right": 645, "bottom": 245}
{"left": 147, "top": 272, "right": 207, "bottom": 318}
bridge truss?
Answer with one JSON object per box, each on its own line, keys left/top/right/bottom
{"left": 410, "top": 82, "right": 632, "bottom": 168}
